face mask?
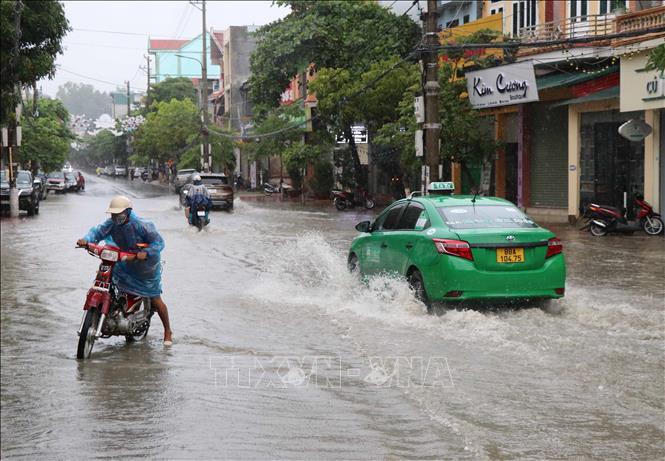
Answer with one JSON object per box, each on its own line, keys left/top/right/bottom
{"left": 112, "top": 210, "right": 129, "bottom": 225}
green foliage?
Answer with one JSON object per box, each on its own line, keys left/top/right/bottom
{"left": 309, "top": 158, "right": 334, "bottom": 198}
{"left": 249, "top": 0, "right": 420, "bottom": 108}
{"left": 1, "top": 0, "right": 70, "bottom": 125}
{"left": 19, "top": 97, "right": 74, "bottom": 172}
{"left": 646, "top": 44, "right": 665, "bottom": 74}
{"left": 149, "top": 77, "right": 197, "bottom": 109}
{"left": 282, "top": 142, "right": 327, "bottom": 188}
{"left": 133, "top": 98, "right": 200, "bottom": 165}
{"left": 311, "top": 57, "right": 420, "bottom": 187}
{"left": 245, "top": 103, "right": 305, "bottom": 161}
{"left": 178, "top": 132, "right": 236, "bottom": 173}
{"left": 73, "top": 129, "right": 126, "bottom": 169}
{"left": 56, "top": 82, "right": 112, "bottom": 119}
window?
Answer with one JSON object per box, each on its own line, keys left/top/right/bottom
{"left": 379, "top": 204, "right": 405, "bottom": 231}
{"left": 600, "top": 0, "right": 626, "bottom": 14}
{"left": 437, "top": 205, "right": 538, "bottom": 230}
{"left": 463, "top": 14, "right": 470, "bottom": 24}
{"left": 397, "top": 203, "right": 428, "bottom": 230}
{"left": 569, "top": 0, "right": 588, "bottom": 19}
{"left": 512, "top": 0, "right": 538, "bottom": 36}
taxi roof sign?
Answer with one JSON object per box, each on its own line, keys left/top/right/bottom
{"left": 427, "top": 181, "right": 454, "bottom": 196}
{"left": 427, "top": 181, "right": 454, "bottom": 191}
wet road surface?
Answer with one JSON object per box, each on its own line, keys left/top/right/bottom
{"left": 1, "top": 175, "right": 664, "bottom": 459}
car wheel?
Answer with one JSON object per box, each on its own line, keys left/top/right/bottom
{"left": 348, "top": 253, "right": 359, "bottom": 274}
{"left": 27, "top": 199, "right": 36, "bottom": 216}
{"left": 34, "top": 199, "right": 39, "bottom": 215}
{"left": 408, "top": 269, "right": 432, "bottom": 313}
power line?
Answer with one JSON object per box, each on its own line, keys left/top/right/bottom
{"left": 432, "top": 25, "right": 665, "bottom": 50}
{"left": 72, "top": 27, "right": 149, "bottom": 37}
{"left": 58, "top": 67, "right": 147, "bottom": 92}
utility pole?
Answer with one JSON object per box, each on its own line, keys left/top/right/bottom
{"left": 200, "top": 0, "right": 210, "bottom": 172}
{"left": 422, "top": 0, "right": 441, "bottom": 189}
{"left": 125, "top": 80, "right": 130, "bottom": 117}
{"left": 144, "top": 54, "right": 151, "bottom": 108}
{"left": 8, "top": 0, "right": 24, "bottom": 217}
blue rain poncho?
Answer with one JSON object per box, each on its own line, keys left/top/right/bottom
{"left": 82, "top": 212, "right": 165, "bottom": 297}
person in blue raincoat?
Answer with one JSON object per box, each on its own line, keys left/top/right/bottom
{"left": 77, "top": 196, "right": 173, "bottom": 345}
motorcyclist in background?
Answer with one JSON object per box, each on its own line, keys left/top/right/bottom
{"left": 76, "top": 196, "right": 173, "bottom": 345}
{"left": 184, "top": 174, "right": 212, "bottom": 225}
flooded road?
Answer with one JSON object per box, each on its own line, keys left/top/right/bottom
{"left": 2, "top": 175, "right": 664, "bottom": 460}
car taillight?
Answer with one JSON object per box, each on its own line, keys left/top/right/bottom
{"left": 546, "top": 237, "right": 563, "bottom": 258}
{"left": 433, "top": 238, "right": 473, "bottom": 261}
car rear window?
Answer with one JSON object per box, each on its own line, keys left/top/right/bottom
{"left": 16, "top": 172, "right": 31, "bottom": 184}
{"left": 48, "top": 171, "right": 64, "bottom": 178}
{"left": 202, "top": 176, "right": 228, "bottom": 185}
{"left": 438, "top": 205, "right": 537, "bottom": 229}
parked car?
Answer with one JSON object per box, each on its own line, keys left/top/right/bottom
{"left": 132, "top": 167, "right": 146, "bottom": 179}
{"left": 174, "top": 169, "right": 197, "bottom": 194}
{"left": 347, "top": 182, "right": 566, "bottom": 311}
{"left": 64, "top": 171, "right": 78, "bottom": 192}
{"left": 180, "top": 173, "right": 234, "bottom": 210}
{"left": 103, "top": 166, "right": 114, "bottom": 176}
{"left": 0, "top": 170, "right": 40, "bottom": 215}
{"left": 114, "top": 165, "right": 127, "bottom": 177}
{"left": 46, "top": 170, "right": 67, "bottom": 194}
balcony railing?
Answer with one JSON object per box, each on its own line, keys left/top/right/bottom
{"left": 519, "top": 6, "right": 665, "bottom": 43}
{"left": 518, "top": 14, "right": 615, "bottom": 42}
{"left": 615, "top": 5, "right": 665, "bottom": 33}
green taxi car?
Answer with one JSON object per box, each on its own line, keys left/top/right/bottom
{"left": 348, "top": 184, "right": 565, "bottom": 309}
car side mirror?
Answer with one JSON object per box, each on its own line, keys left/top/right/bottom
{"left": 355, "top": 220, "right": 371, "bottom": 233}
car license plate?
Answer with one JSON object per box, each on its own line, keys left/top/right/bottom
{"left": 197, "top": 211, "right": 206, "bottom": 217}
{"left": 496, "top": 247, "right": 524, "bottom": 263}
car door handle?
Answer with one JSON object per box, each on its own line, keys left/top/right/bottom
{"left": 380, "top": 243, "right": 388, "bottom": 249}
{"left": 405, "top": 243, "right": 414, "bottom": 249}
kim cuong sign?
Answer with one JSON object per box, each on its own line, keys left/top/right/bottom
{"left": 466, "top": 61, "right": 540, "bottom": 109}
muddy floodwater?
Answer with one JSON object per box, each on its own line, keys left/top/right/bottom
{"left": 2, "top": 176, "right": 664, "bottom": 459}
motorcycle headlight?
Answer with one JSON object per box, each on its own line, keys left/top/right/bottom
{"left": 99, "top": 249, "right": 119, "bottom": 261}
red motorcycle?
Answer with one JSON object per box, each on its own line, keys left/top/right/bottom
{"left": 581, "top": 193, "right": 663, "bottom": 236}
{"left": 76, "top": 242, "right": 155, "bottom": 359}
{"left": 331, "top": 187, "right": 375, "bottom": 211}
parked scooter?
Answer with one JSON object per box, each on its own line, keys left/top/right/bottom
{"left": 581, "top": 193, "right": 663, "bottom": 236}
{"left": 75, "top": 242, "right": 155, "bottom": 359}
{"left": 264, "top": 181, "right": 299, "bottom": 197}
{"left": 331, "top": 187, "right": 375, "bottom": 211}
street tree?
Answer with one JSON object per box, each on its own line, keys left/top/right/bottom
{"left": 249, "top": 0, "right": 420, "bottom": 113}
{"left": 148, "top": 77, "right": 197, "bottom": 110}
{"left": 56, "top": 82, "right": 112, "bottom": 119}
{"left": 309, "top": 57, "right": 419, "bottom": 188}
{"left": 0, "top": 0, "right": 69, "bottom": 125}
{"left": 132, "top": 98, "right": 200, "bottom": 167}
{"left": 246, "top": 103, "right": 305, "bottom": 177}
{"left": 19, "top": 97, "right": 74, "bottom": 172}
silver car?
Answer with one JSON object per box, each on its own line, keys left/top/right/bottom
{"left": 174, "top": 169, "right": 197, "bottom": 193}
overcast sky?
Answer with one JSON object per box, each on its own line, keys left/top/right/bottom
{"left": 38, "top": 1, "right": 290, "bottom": 97}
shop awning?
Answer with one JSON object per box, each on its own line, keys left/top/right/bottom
{"left": 536, "top": 65, "right": 618, "bottom": 91}
{"left": 549, "top": 86, "right": 619, "bottom": 108}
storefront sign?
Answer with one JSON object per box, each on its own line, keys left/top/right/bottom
{"left": 336, "top": 125, "right": 368, "bottom": 144}
{"left": 618, "top": 119, "right": 652, "bottom": 142}
{"left": 466, "top": 61, "right": 539, "bottom": 109}
{"left": 620, "top": 50, "right": 665, "bottom": 112}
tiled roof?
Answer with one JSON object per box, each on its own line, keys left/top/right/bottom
{"left": 149, "top": 39, "right": 189, "bottom": 50}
